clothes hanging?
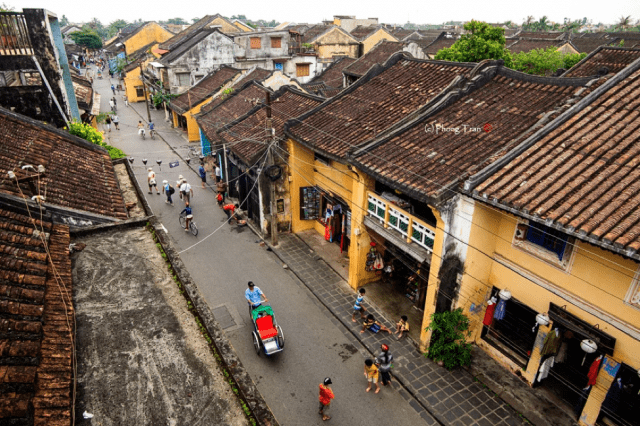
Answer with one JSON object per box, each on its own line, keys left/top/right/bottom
{"left": 555, "top": 331, "right": 573, "bottom": 363}
{"left": 483, "top": 303, "right": 496, "bottom": 326}
{"left": 602, "top": 378, "right": 623, "bottom": 413}
{"left": 540, "top": 329, "right": 562, "bottom": 356}
{"left": 587, "top": 356, "right": 602, "bottom": 387}
{"left": 537, "top": 356, "right": 555, "bottom": 382}
{"left": 493, "top": 298, "right": 506, "bottom": 320}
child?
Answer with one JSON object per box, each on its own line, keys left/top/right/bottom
{"left": 396, "top": 315, "right": 409, "bottom": 339}
{"left": 351, "top": 288, "right": 366, "bottom": 322}
{"left": 318, "top": 378, "right": 334, "bottom": 421}
{"left": 364, "top": 359, "right": 380, "bottom": 394}
{"left": 216, "top": 191, "right": 224, "bottom": 208}
{"left": 361, "top": 314, "right": 392, "bottom": 334}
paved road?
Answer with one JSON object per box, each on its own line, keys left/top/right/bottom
{"left": 93, "top": 70, "right": 433, "bottom": 426}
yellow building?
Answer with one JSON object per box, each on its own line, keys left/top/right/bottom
{"left": 104, "top": 22, "right": 173, "bottom": 58}
{"left": 302, "top": 25, "right": 360, "bottom": 63}
{"left": 169, "top": 66, "right": 244, "bottom": 142}
{"left": 121, "top": 42, "right": 161, "bottom": 104}
{"left": 349, "top": 26, "right": 399, "bottom": 55}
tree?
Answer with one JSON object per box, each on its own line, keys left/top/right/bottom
{"left": 523, "top": 15, "right": 535, "bottom": 30}
{"left": 107, "top": 19, "right": 128, "bottom": 38}
{"left": 69, "top": 30, "right": 103, "bottom": 49}
{"left": 83, "top": 18, "right": 107, "bottom": 39}
{"left": 563, "top": 52, "right": 587, "bottom": 69}
{"left": 617, "top": 15, "right": 632, "bottom": 30}
{"left": 0, "top": 3, "right": 14, "bottom": 11}
{"left": 537, "top": 15, "right": 549, "bottom": 31}
{"left": 191, "top": 17, "right": 200, "bottom": 23}
{"left": 512, "top": 47, "right": 564, "bottom": 76}
{"left": 60, "top": 14, "right": 69, "bottom": 26}
{"left": 434, "top": 20, "right": 513, "bottom": 67}
{"left": 166, "top": 17, "right": 188, "bottom": 25}
{"left": 67, "top": 120, "right": 126, "bottom": 159}
{"left": 424, "top": 309, "right": 472, "bottom": 370}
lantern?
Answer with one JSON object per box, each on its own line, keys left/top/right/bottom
{"left": 532, "top": 313, "right": 550, "bottom": 332}
{"left": 498, "top": 289, "right": 512, "bottom": 300}
{"left": 580, "top": 339, "right": 598, "bottom": 366}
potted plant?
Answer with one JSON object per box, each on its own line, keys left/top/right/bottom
{"left": 424, "top": 308, "right": 472, "bottom": 370}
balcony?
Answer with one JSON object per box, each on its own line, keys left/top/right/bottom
{"left": 0, "top": 13, "right": 33, "bottom": 55}
{"left": 366, "top": 191, "right": 436, "bottom": 254}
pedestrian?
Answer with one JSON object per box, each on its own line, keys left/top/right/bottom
{"left": 181, "top": 202, "right": 193, "bottom": 231}
{"left": 216, "top": 191, "right": 224, "bottom": 208}
{"left": 318, "top": 378, "right": 334, "bottom": 421}
{"left": 245, "top": 281, "right": 268, "bottom": 310}
{"left": 364, "top": 359, "right": 380, "bottom": 393}
{"left": 112, "top": 97, "right": 117, "bottom": 107}
{"left": 104, "top": 115, "right": 111, "bottom": 132}
{"left": 361, "top": 314, "right": 392, "bottom": 334}
{"left": 395, "top": 315, "right": 409, "bottom": 339}
{"left": 109, "top": 98, "right": 115, "bottom": 112}
{"left": 180, "top": 179, "right": 193, "bottom": 204}
{"left": 162, "top": 180, "right": 174, "bottom": 205}
{"left": 199, "top": 162, "right": 207, "bottom": 188}
{"left": 376, "top": 344, "right": 394, "bottom": 386}
{"left": 223, "top": 203, "right": 239, "bottom": 223}
{"left": 111, "top": 84, "right": 116, "bottom": 95}
{"left": 112, "top": 114, "right": 119, "bottom": 130}
{"left": 147, "top": 168, "right": 160, "bottom": 195}
{"left": 215, "top": 163, "right": 221, "bottom": 183}
{"left": 351, "top": 288, "right": 366, "bottom": 322}
{"left": 123, "top": 94, "right": 129, "bottom": 107}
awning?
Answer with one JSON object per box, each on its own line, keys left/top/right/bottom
{"left": 152, "top": 47, "right": 169, "bottom": 55}
{"left": 149, "top": 62, "right": 165, "bottom": 68}
{"left": 91, "top": 93, "right": 101, "bottom": 116}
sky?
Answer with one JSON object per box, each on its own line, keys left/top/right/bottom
{"left": 11, "top": 0, "right": 640, "bottom": 27}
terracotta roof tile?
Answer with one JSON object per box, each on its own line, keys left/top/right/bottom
{"left": 349, "top": 25, "right": 377, "bottom": 41}
{"left": 514, "top": 31, "right": 566, "bottom": 40}
{"left": 0, "top": 109, "right": 128, "bottom": 219}
{"left": 286, "top": 56, "right": 474, "bottom": 160}
{"left": 570, "top": 37, "right": 618, "bottom": 54}
{"left": 197, "top": 67, "right": 271, "bottom": 117}
{"left": 308, "top": 56, "right": 356, "bottom": 87}
{"left": 170, "top": 66, "right": 242, "bottom": 114}
{"left": 351, "top": 65, "right": 594, "bottom": 203}
{"left": 344, "top": 41, "right": 404, "bottom": 77}
{"left": 423, "top": 36, "right": 457, "bottom": 55}
{"left": 302, "top": 25, "right": 333, "bottom": 44}
{"left": 0, "top": 207, "right": 73, "bottom": 425}
{"left": 221, "top": 88, "right": 323, "bottom": 164}
{"left": 158, "top": 15, "right": 219, "bottom": 51}
{"left": 474, "top": 60, "right": 640, "bottom": 257}
{"left": 563, "top": 47, "right": 640, "bottom": 77}
{"left": 507, "top": 38, "right": 566, "bottom": 54}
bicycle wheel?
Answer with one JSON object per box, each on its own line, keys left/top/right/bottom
{"left": 179, "top": 213, "right": 186, "bottom": 228}
{"left": 189, "top": 222, "right": 198, "bottom": 236}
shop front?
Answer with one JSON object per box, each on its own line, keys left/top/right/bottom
{"left": 299, "top": 185, "right": 351, "bottom": 253}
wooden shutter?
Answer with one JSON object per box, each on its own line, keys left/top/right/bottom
{"left": 296, "top": 63, "right": 310, "bottom": 77}
{"left": 250, "top": 37, "right": 261, "bottom": 49}
{"left": 271, "top": 37, "right": 281, "bottom": 48}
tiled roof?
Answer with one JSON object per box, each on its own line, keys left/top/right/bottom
{"left": 350, "top": 63, "right": 596, "bottom": 204}
{"left": 563, "top": 47, "right": 640, "bottom": 77}
{"left": 507, "top": 38, "right": 566, "bottom": 54}
{"left": 196, "top": 81, "right": 271, "bottom": 142}
{"left": 221, "top": 88, "right": 323, "bottom": 164}
{"left": 570, "top": 37, "right": 618, "bottom": 54}
{"left": 0, "top": 205, "right": 74, "bottom": 425}
{"left": 158, "top": 15, "right": 220, "bottom": 51}
{"left": 321, "top": 86, "right": 343, "bottom": 98}
{"left": 349, "top": 25, "right": 377, "bottom": 40}
{"left": 423, "top": 36, "right": 457, "bottom": 55}
{"left": 302, "top": 25, "right": 335, "bottom": 43}
{"left": 169, "top": 66, "right": 242, "bottom": 114}
{"left": 471, "top": 59, "right": 640, "bottom": 257}
{"left": 308, "top": 56, "right": 356, "bottom": 87}
{"left": 158, "top": 29, "right": 221, "bottom": 65}
{"left": 285, "top": 56, "right": 474, "bottom": 160}
{"left": 72, "top": 74, "right": 93, "bottom": 111}
{"left": 344, "top": 40, "right": 404, "bottom": 77}
{"left": 389, "top": 29, "right": 416, "bottom": 40}
{"left": 121, "top": 41, "right": 156, "bottom": 73}
{"left": 513, "top": 31, "right": 566, "bottom": 40}
{"left": 197, "top": 67, "right": 271, "bottom": 117}
{"left": 0, "top": 108, "right": 128, "bottom": 219}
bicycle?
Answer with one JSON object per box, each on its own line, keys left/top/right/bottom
{"left": 139, "top": 128, "right": 146, "bottom": 140}
{"left": 149, "top": 129, "right": 156, "bottom": 140}
{"left": 179, "top": 211, "right": 198, "bottom": 236}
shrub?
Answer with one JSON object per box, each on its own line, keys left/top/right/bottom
{"left": 66, "top": 120, "right": 126, "bottom": 159}
{"left": 425, "top": 308, "right": 472, "bottom": 370}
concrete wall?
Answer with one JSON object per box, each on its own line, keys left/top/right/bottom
{"left": 233, "top": 31, "right": 291, "bottom": 61}
{"left": 315, "top": 28, "right": 360, "bottom": 60}
{"left": 336, "top": 18, "right": 379, "bottom": 33}
{"left": 404, "top": 42, "right": 427, "bottom": 59}
{"left": 166, "top": 32, "right": 235, "bottom": 94}
{"left": 262, "top": 70, "right": 304, "bottom": 91}
{"left": 283, "top": 55, "right": 320, "bottom": 84}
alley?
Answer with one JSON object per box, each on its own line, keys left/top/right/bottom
{"left": 93, "top": 70, "right": 434, "bottom": 426}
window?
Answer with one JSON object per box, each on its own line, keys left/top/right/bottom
{"left": 271, "top": 37, "right": 282, "bottom": 48}
{"left": 300, "top": 187, "right": 320, "bottom": 220}
{"left": 274, "top": 62, "right": 283, "bottom": 71}
{"left": 177, "top": 73, "right": 190, "bottom": 87}
{"left": 136, "top": 87, "right": 144, "bottom": 98}
{"left": 513, "top": 220, "right": 575, "bottom": 269}
{"left": 296, "top": 63, "right": 310, "bottom": 77}
{"left": 250, "top": 37, "right": 261, "bottom": 49}
{"left": 524, "top": 222, "right": 568, "bottom": 260}
{"left": 314, "top": 152, "right": 331, "bottom": 166}
{"left": 625, "top": 266, "right": 640, "bottom": 309}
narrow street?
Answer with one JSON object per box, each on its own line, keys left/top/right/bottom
{"left": 93, "top": 70, "right": 435, "bottom": 425}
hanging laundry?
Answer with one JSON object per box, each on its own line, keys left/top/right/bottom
{"left": 333, "top": 204, "right": 342, "bottom": 214}
{"left": 555, "top": 331, "right": 573, "bottom": 363}
{"left": 541, "top": 329, "right": 562, "bottom": 356}
{"left": 493, "top": 298, "right": 507, "bottom": 320}
{"left": 537, "top": 356, "right": 555, "bottom": 382}
{"left": 483, "top": 302, "right": 496, "bottom": 326}
{"left": 587, "top": 355, "right": 603, "bottom": 387}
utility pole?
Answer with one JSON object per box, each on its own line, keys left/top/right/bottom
{"left": 265, "top": 92, "right": 278, "bottom": 246}
{"left": 139, "top": 64, "right": 151, "bottom": 123}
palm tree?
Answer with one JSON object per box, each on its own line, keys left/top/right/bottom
{"left": 524, "top": 15, "right": 534, "bottom": 29}
{"left": 617, "top": 15, "right": 632, "bottom": 30}
{"left": 538, "top": 16, "right": 549, "bottom": 31}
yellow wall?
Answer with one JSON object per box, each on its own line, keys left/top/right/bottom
{"left": 362, "top": 29, "right": 399, "bottom": 54}
{"left": 315, "top": 28, "right": 360, "bottom": 59}
{"left": 123, "top": 66, "right": 147, "bottom": 103}
{"left": 213, "top": 17, "right": 242, "bottom": 34}
{"left": 232, "top": 21, "right": 254, "bottom": 32}
{"left": 463, "top": 201, "right": 640, "bottom": 375}
{"left": 124, "top": 22, "right": 173, "bottom": 56}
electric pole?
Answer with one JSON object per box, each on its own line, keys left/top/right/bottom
{"left": 139, "top": 63, "right": 151, "bottom": 123}
{"left": 265, "top": 92, "right": 278, "bottom": 246}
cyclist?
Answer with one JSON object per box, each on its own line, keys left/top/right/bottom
{"left": 245, "top": 281, "right": 268, "bottom": 311}
{"left": 137, "top": 121, "right": 146, "bottom": 138}
{"left": 148, "top": 120, "right": 155, "bottom": 138}
{"left": 181, "top": 202, "right": 193, "bottom": 232}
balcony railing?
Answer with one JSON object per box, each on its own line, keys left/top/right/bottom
{"left": 367, "top": 191, "right": 436, "bottom": 253}
{"left": 0, "top": 13, "right": 33, "bottom": 55}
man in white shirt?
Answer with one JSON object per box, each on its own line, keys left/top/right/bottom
{"left": 215, "top": 165, "right": 221, "bottom": 183}
{"left": 147, "top": 168, "right": 160, "bottom": 195}
{"left": 180, "top": 179, "right": 193, "bottom": 204}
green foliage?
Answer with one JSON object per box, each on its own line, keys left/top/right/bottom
{"left": 70, "top": 30, "right": 103, "bottom": 49}
{"left": 60, "top": 14, "right": 69, "bottom": 26}
{"left": 0, "top": 3, "right": 14, "bottom": 11}
{"left": 107, "top": 19, "right": 128, "bottom": 38}
{"left": 165, "top": 17, "right": 188, "bottom": 25}
{"left": 434, "top": 20, "right": 513, "bottom": 67}
{"left": 563, "top": 52, "right": 587, "bottom": 69}
{"left": 83, "top": 18, "right": 107, "bottom": 39}
{"left": 425, "top": 308, "right": 472, "bottom": 370}
{"left": 66, "top": 120, "right": 126, "bottom": 159}
{"left": 191, "top": 17, "right": 200, "bottom": 24}
{"left": 220, "top": 87, "right": 234, "bottom": 100}
{"left": 512, "top": 47, "right": 564, "bottom": 76}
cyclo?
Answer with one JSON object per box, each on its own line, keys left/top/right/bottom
{"left": 250, "top": 304, "right": 284, "bottom": 356}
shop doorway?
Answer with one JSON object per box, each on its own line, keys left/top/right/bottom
{"left": 598, "top": 362, "right": 640, "bottom": 426}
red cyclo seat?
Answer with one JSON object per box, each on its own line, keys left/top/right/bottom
{"left": 255, "top": 315, "right": 278, "bottom": 339}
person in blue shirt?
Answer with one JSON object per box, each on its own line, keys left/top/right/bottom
{"left": 245, "top": 281, "right": 268, "bottom": 310}
{"left": 148, "top": 121, "right": 155, "bottom": 138}
{"left": 181, "top": 202, "right": 193, "bottom": 231}
{"left": 199, "top": 163, "right": 207, "bottom": 188}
